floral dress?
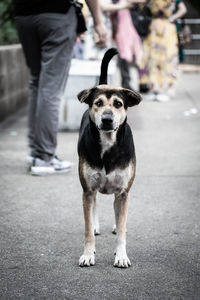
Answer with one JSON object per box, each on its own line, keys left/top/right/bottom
{"left": 139, "top": 0, "right": 179, "bottom": 92}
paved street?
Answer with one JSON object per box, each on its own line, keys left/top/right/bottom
{"left": 0, "top": 71, "right": 199, "bottom": 300}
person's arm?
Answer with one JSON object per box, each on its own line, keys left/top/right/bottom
{"left": 169, "top": 1, "right": 187, "bottom": 23}
{"left": 100, "top": 0, "right": 146, "bottom": 13}
{"left": 100, "top": 0, "right": 131, "bottom": 13}
{"left": 85, "top": 0, "right": 107, "bottom": 45}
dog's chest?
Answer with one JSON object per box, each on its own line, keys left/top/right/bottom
{"left": 84, "top": 164, "right": 133, "bottom": 194}
{"left": 100, "top": 131, "right": 117, "bottom": 157}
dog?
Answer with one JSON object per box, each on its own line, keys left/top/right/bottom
{"left": 77, "top": 48, "right": 142, "bottom": 268}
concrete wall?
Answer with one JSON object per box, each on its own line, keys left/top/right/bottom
{"left": 59, "top": 59, "right": 119, "bottom": 131}
{"left": 0, "top": 44, "right": 29, "bottom": 122}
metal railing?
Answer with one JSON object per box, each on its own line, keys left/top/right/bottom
{"left": 184, "top": 18, "right": 200, "bottom": 24}
{"left": 178, "top": 18, "right": 200, "bottom": 59}
{"left": 184, "top": 49, "right": 200, "bottom": 55}
{"left": 192, "top": 34, "right": 200, "bottom": 40}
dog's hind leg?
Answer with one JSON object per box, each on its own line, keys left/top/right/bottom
{"left": 112, "top": 224, "right": 117, "bottom": 235}
{"left": 112, "top": 223, "right": 127, "bottom": 235}
{"left": 79, "top": 191, "right": 96, "bottom": 267}
{"left": 93, "top": 198, "right": 100, "bottom": 235}
{"left": 113, "top": 192, "right": 131, "bottom": 268}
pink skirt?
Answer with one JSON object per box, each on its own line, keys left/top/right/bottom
{"left": 116, "top": 9, "right": 142, "bottom": 64}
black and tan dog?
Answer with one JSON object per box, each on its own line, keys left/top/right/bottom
{"left": 77, "top": 48, "right": 142, "bottom": 268}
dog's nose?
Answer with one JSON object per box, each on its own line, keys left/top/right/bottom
{"left": 101, "top": 113, "right": 114, "bottom": 130}
{"left": 101, "top": 113, "right": 113, "bottom": 125}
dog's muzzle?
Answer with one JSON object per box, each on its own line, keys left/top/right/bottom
{"left": 101, "top": 113, "right": 114, "bottom": 131}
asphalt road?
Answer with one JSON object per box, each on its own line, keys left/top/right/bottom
{"left": 0, "top": 72, "right": 199, "bottom": 299}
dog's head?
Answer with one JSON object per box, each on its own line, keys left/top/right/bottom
{"left": 78, "top": 85, "right": 142, "bottom": 132}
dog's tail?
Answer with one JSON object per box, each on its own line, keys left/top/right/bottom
{"left": 99, "top": 48, "right": 118, "bottom": 85}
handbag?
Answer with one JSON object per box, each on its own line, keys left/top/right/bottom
{"left": 175, "top": 1, "right": 192, "bottom": 46}
{"left": 178, "top": 20, "right": 192, "bottom": 46}
{"left": 70, "top": 0, "right": 87, "bottom": 34}
{"left": 130, "top": 5, "right": 152, "bottom": 38}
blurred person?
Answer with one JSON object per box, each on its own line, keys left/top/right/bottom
{"left": 130, "top": 2, "right": 152, "bottom": 40}
{"left": 83, "top": 0, "right": 133, "bottom": 60}
{"left": 98, "top": 0, "right": 137, "bottom": 61}
{"left": 101, "top": 0, "right": 146, "bottom": 90}
{"left": 13, "top": 0, "right": 106, "bottom": 176}
{"left": 171, "top": 0, "right": 188, "bottom": 63}
{"left": 73, "top": 0, "right": 88, "bottom": 59}
{"left": 130, "top": 1, "right": 152, "bottom": 93}
{"left": 139, "top": 0, "right": 187, "bottom": 102}
{"left": 100, "top": 0, "right": 135, "bottom": 44}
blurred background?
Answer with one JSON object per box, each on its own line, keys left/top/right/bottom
{"left": 0, "top": 2, "right": 199, "bottom": 298}
{"left": 0, "top": 0, "right": 200, "bottom": 124}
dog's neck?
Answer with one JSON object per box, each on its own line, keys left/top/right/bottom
{"left": 89, "top": 116, "right": 119, "bottom": 157}
{"left": 89, "top": 116, "right": 127, "bottom": 158}
{"left": 86, "top": 116, "right": 132, "bottom": 174}
{"left": 100, "top": 131, "right": 117, "bottom": 158}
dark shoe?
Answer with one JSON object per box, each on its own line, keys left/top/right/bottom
{"left": 139, "top": 84, "right": 150, "bottom": 94}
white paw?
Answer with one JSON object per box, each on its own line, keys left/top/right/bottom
{"left": 94, "top": 228, "right": 100, "bottom": 235}
{"left": 114, "top": 255, "right": 131, "bottom": 268}
{"left": 79, "top": 254, "right": 95, "bottom": 267}
{"left": 112, "top": 225, "right": 117, "bottom": 235}
{"left": 112, "top": 225, "right": 127, "bottom": 235}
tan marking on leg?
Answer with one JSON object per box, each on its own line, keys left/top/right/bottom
{"left": 93, "top": 198, "right": 100, "bottom": 235}
{"left": 79, "top": 191, "right": 96, "bottom": 267}
{"left": 113, "top": 192, "right": 131, "bottom": 268}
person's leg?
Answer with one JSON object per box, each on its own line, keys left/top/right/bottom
{"left": 34, "top": 7, "right": 77, "bottom": 161}
{"left": 118, "top": 57, "right": 132, "bottom": 90}
{"left": 15, "top": 16, "right": 41, "bottom": 156}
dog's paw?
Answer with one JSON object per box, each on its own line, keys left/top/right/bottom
{"left": 112, "top": 225, "right": 117, "bottom": 235}
{"left": 114, "top": 255, "right": 131, "bottom": 268}
{"left": 112, "top": 225, "right": 127, "bottom": 235}
{"left": 79, "top": 254, "right": 95, "bottom": 267}
{"left": 94, "top": 229, "right": 100, "bottom": 235}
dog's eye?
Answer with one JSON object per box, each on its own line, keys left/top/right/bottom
{"left": 114, "top": 100, "right": 123, "bottom": 109}
{"left": 95, "top": 100, "right": 103, "bottom": 107}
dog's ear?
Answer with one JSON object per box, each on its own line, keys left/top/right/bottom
{"left": 122, "top": 88, "right": 142, "bottom": 107}
{"left": 77, "top": 88, "right": 91, "bottom": 103}
{"left": 77, "top": 87, "right": 96, "bottom": 105}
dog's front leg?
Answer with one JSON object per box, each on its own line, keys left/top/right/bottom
{"left": 113, "top": 192, "right": 131, "bottom": 268}
{"left": 93, "top": 198, "right": 100, "bottom": 235}
{"left": 79, "top": 191, "right": 96, "bottom": 267}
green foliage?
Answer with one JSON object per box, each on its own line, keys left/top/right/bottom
{"left": 0, "top": 0, "right": 18, "bottom": 45}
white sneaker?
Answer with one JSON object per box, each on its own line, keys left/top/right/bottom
{"left": 31, "top": 156, "right": 71, "bottom": 176}
{"left": 144, "top": 92, "right": 157, "bottom": 101}
{"left": 156, "top": 93, "right": 170, "bottom": 102}
{"left": 26, "top": 148, "right": 35, "bottom": 166}
{"left": 27, "top": 155, "right": 34, "bottom": 166}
